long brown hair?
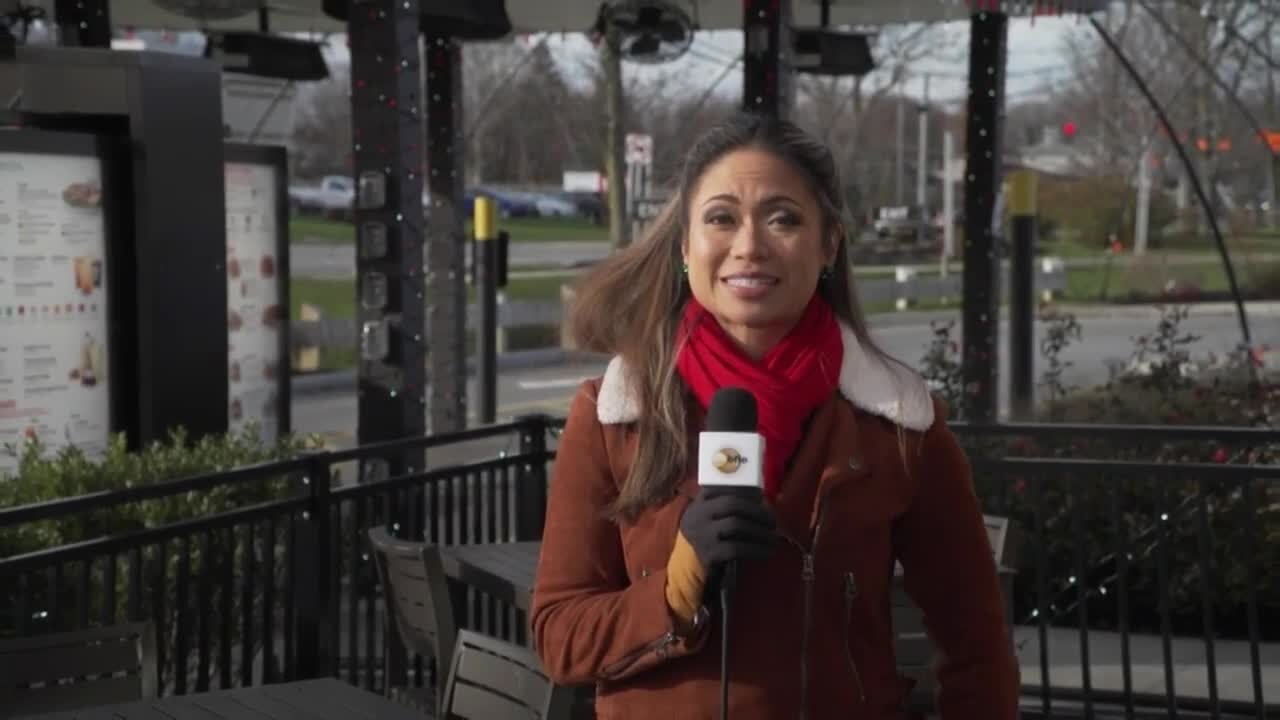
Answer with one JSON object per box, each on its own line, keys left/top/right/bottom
{"left": 568, "top": 112, "right": 891, "bottom": 520}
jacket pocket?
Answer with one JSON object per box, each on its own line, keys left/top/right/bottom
{"left": 843, "top": 571, "right": 868, "bottom": 704}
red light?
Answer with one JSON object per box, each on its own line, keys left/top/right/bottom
{"left": 1062, "top": 121, "right": 1077, "bottom": 138}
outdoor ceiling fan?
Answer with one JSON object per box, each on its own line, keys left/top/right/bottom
{"left": 597, "top": 0, "right": 695, "bottom": 65}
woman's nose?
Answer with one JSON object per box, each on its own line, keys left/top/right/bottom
{"left": 730, "top": 220, "right": 767, "bottom": 260}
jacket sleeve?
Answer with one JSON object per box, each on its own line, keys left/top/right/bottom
{"left": 530, "top": 381, "right": 709, "bottom": 686}
{"left": 893, "top": 398, "right": 1020, "bottom": 720}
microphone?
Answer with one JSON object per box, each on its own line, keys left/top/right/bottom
{"left": 697, "top": 387, "right": 763, "bottom": 720}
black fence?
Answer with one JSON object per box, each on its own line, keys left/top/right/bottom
{"left": 0, "top": 416, "right": 1276, "bottom": 720}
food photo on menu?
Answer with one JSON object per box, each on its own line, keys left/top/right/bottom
{"left": 61, "top": 180, "right": 102, "bottom": 209}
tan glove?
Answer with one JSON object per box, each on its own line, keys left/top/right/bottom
{"left": 664, "top": 530, "right": 707, "bottom": 633}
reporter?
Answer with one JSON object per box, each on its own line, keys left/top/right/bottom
{"left": 530, "top": 113, "right": 1019, "bottom": 719}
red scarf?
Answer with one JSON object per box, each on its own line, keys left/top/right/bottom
{"left": 675, "top": 295, "right": 844, "bottom": 499}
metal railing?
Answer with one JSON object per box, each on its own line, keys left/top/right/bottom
{"left": 0, "top": 417, "right": 1275, "bottom": 719}
{"left": 0, "top": 417, "right": 555, "bottom": 697}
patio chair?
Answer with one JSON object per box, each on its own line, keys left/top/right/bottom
{"left": 441, "top": 629, "right": 574, "bottom": 720}
{"left": 0, "top": 622, "right": 157, "bottom": 717}
{"left": 893, "top": 514, "right": 1019, "bottom": 717}
{"left": 367, "top": 526, "right": 459, "bottom": 716}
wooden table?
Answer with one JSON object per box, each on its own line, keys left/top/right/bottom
{"left": 438, "top": 541, "right": 540, "bottom": 613}
{"left": 16, "top": 678, "right": 423, "bottom": 720}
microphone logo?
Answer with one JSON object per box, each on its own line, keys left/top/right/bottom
{"left": 711, "top": 447, "right": 748, "bottom": 474}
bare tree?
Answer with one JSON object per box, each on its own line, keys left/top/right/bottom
{"left": 790, "top": 23, "right": 962, "bottom": 219}
{"left": 290, "top": 67, "right": 353, "bottom": 180}
{"left": 1059, "top": 1, "right": 1274, "bottom": 223}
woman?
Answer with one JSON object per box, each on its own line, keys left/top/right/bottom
{"left": 530, "top": 113, "right": 1019, "bottom": 719}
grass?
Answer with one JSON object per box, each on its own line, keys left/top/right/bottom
{"left": 290, "top": 214, "right": 607, "bottom": 246}
{"left": 1063, "top": 255, "right": 1278, "bottom": 302}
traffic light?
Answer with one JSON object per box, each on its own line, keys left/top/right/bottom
{"left": 1061, "top": 121, "right": 1078, "bottom": 141}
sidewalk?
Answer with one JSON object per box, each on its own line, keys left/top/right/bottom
{"left": 1015, "top": 626, "right": 1278, "bottom": 706}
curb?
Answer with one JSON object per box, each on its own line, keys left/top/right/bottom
{"left": 290, "top": 348, "right": 610, "bottom": 397}
{"left": 867, "top": 301, "right": 1280, "bottom": 328}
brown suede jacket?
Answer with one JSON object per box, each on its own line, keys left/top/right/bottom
{"left": 530, "top": 338, "right": 1019, "bottom": 720}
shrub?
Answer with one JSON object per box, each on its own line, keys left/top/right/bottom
{"left": 0, "top": 425, "right": 324, "bottom": 689}
{"left": 1038, "top": 175, "right": 1178, "bottom": 250}
{"left": 920, "top": 306, "right": 1279, "bottom": 640}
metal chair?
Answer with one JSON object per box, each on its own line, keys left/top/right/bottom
{"left": 0, "top": 622, "right": 157, "bottom": 718}
{"left": 367, "top": 526, "right": 459, "bottom": 716}
{"left": 441, "top": 629, "right": 574, "bottom": 720}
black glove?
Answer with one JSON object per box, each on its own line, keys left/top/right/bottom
{"left": 678, "top": 487, "right": 777, "bottom": 591}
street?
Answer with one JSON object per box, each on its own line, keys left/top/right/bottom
{"left": 293, "top": 306, "right": 1279, "bottom": 448}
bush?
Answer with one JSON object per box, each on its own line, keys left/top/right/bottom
{"left": 1038, "top": 175, "right": 1179, "bottom": 250}
{"left": 920, "top": 306, "right": 1279, "bottom": 640}
{"left": 0, "top": 425, "right": 323, "bottom": 688}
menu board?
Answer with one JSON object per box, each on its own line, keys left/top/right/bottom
{"left": 225, "top": 160, "right": 283, "bottom": 443}
{"left": 0, "top": 151, "right": 111, "bottom": 478}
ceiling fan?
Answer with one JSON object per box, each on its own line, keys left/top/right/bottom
{"left": 597, "top": 0, "right": 695, "bottom": 65}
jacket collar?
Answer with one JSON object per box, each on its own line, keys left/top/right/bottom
{"left": 595, "top": 321, "right": 936, "bottom": 432}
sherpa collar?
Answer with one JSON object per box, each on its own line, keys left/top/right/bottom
{"left": 595, "top": 322, "right": 935, "bottom": 431}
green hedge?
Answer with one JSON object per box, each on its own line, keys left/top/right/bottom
{"left": 921, "top": 307, "right": 1279, "bottom": 640}
{"left": 0, "top": 426, "right": 323, "bottom": 688}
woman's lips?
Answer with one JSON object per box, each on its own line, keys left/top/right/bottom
{"left": 721, "top": 273, "right": 779, "bottom": 300}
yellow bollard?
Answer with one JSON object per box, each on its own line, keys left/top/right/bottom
{"left": 474, "top": 195, "right": 498, "bottom": 242}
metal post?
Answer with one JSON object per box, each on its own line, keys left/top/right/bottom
{"left": 1008, "top": 170, "right": 1036, "bottom": 421}
{"left": 53, "top": 0, "right": 111, "bottom": 47}
{"left": 961, "top": 10, "right": 1007, "bottom": 423}
{"left": 294, "top": 454, "right": 333, "bottom": 678}
{"left": 424, "top": 35, "right": 469, "bottom": 433}
{"left": 743, "top": 0, "right": 792, "bottom": 120}
{"left": 350, "top": 0, "right": 426, "bottom": 474}
{"left": 474, "top": 196, "right": 498, "bottom": 425}
{"left": 514, "top": 415, "right": 550, "bottom": 541}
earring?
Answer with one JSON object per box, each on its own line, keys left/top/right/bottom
{"left": 682, "top": 262, "right": 689, "bottom": 274}
{"left": 820, "top": 265, "right": 832, "bottom": 280}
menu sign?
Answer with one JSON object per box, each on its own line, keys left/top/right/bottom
{"left": 225, "top": 161, "right": 282, "bottom": 443}
{"left": 0, "top": 151, "right": 111, "bottom": 479}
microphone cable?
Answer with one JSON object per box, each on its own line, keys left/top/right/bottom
{"left": 718, "top": 562, "right": 737, "bottom": 720}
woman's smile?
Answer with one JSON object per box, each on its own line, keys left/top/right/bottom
{"left": 721, "top": 271, "right": 781, "bottom": 300}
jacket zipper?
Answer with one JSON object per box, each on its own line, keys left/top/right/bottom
{"left": 787, "top": 498, "right": 829, "bottom": 720}
{"left": 842, "top": 572, "right": 868, "bottom": 703}
{"left": 598, "top": 631, "right": 678, "bottom": 680}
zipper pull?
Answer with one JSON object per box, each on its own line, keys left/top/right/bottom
{"left": 844, "top": 572, "right": 858, "bottom": 599}
{"left": 802, "top": 553, "right": 815, "bottom": 581}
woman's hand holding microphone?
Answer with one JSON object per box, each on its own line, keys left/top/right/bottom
{"left": 664, "top": 487, "right": 777, "bottom": 633}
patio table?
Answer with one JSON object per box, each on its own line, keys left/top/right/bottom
{"left": 438, "top": 540, "right": 540, "bottom": 612}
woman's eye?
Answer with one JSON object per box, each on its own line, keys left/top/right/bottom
{"left": 769, "top": 212, "right": 800, "bottom": 227}
{"left": 705, "top": 212, "right": 735, "bottom": 226}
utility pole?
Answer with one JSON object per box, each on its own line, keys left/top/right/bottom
{"left": 942, "top": 130, "right": 955, "bottom": 275}
{"left": 1268, "top": 27, "right": 1277, "bottom": 227}
{"left": 602, "top": 20, "right": 630, "bottom": 249}
{"left": 916, "top": 74, "right": 929, "bottom": 244}
{"left": 1135, "top": 148, "right": 1151, "bottom": 255}
{"left": 896, "top": 96, "right": 905, "bottom": 205}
